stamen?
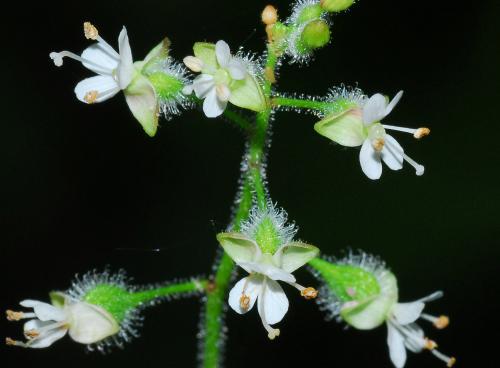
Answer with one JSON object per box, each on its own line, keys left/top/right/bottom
{"left": 371, "top": 138, "right": 385, "bottom": 152}
{"left": 261, "top": 5, "right": 278, "bottom": 25}
{"left": 84, "top": 22, "right": 99, "bottom": 40}
{"left": 431, "top": 349, "right": 456, "bottom": 367}
{"left": 266, "top": 327, "right": 280, "bottom": 340}
{"left": 240, "top": 294, "right": 251, "bottom": 311}
{"left": 259, "top": 278, "right": 281, "bottom": 340}
{"left": 49, "top": 51, "right": 114, "bottom": 74}
{"left": 6, "top": 310, "right": 34, "bottom": 321}
{"left": 300, "top": 287, "right": 318, "bottom": 300}
{"left": 84, "top": 90, "right": 99, "bottom": 104}
{"left": 421, "top": 314, "right": 450, "bottom": 329}
{"left": 382, "top": 125, "right": 431, "bottom": 139}
{"left": 183, "top": 56, "right": 204, "bottom": 73}
{"left": 402, "top": 152, "right": 424, "bottom": 176}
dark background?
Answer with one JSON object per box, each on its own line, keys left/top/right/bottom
{"left": 1, "top": 0, "right": 498, "bottom": 366}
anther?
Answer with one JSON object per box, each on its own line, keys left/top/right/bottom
{"left": 240, "top": 294, "right": 251, "bottom": 311}
{"left": 5, "top": 337, "right": 17, "bottom": 346}
{"left": 301, "top": 287, "right": 318, "bottom": 300}
{"left": 84, "top": 22, "right": 99, "bottom": 40}
{"left": 267, "top": 328, "right": 280, "bottom": 340}
{"left": 447, "top": 357, "right": 457, "bottom": 367}
{"left": 424, "top": 338, "right": 438, "bottom": 350}
{"left": 434, "top": 315, "right": 450, "bottom": 329}
{"left": 372, "top": 138, "right": 385, "bottom": 152}
{"left": 414, "top": 127, "right": 430, "bottom": 139}
{"left": 84, "top": 90, "right": 98, "bottom": 104}
{"left": 6, "top": 310, "right": 24, "bottom": 321}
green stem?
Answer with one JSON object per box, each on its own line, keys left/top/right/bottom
{"left": 223, "top": 109, "right": 253, "bottom": 132}
{"left": 201, "top": 46, "right": 278, "bottom": 368}
{"left": 129, "top": 280, "right": 207, "bottom": 305}
{"left": 271, "top": 96, "right": 335, "bottom": 113}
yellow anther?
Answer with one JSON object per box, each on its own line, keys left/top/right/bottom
{"left": 414, "top": 127, "right": 430, "bottom": 139}
{"left": 239, "top": 294, "right": 251, "bottom": 311}
{"left": 84, "top": 22, "right": 99, "bottom": 40}
{"left": 424, "top": 338, "right": 438, "bottom": 350}
{"left": 6, "top": 310, "right": 23, "bottom": 321}
{"left": 301, "top": 287, "right": 318, "bottom": 300}
{"left": 84, "top": 90, "right": 98, "bottom": 104}
{"left": 25, "top": 330, "right": 40, "bottom": 339}
{"left": 267, "top": 328, "right": 280, "bottom": 340}
{"left": 5, "top": 337, "right": 17, "bottom": 346}
{"left": 447, "top": 357, "right": 457, "bottom": 367}
{"left": 434, "top": 315, "right": 450, "bottom": 329}
{"left": 262, "top": 5, "right": 278, "bottom": 25}
{"left": 372, "top": 138, "right": 385, "bottom": 152}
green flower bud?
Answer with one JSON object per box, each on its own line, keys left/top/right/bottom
{"left": 299, "top": 19, "right": 331, "bottom": 51}
{"left": 320, "top": 0, "right": 355, "bottom": 12}
{"left": 297, "top": 3, "right": 324, "bottom": 23}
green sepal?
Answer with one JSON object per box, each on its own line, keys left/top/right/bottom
{"left": 124, "top": 71, "right": 159, "bottom": 137}
{"left": 229, "top": 74, "right": 267, "bottom": 113}
{"left": 276, "top": 242, "right": 319, "bottom": 273}
{"left": 49, "top": 291, "right": 66, "bottom": 308}
{"left": 217, "top": 232, "right": 259, "bottom": 263}
{"left": 314, "top": 108, "right": 366, "bottom": 147}
{"left": 141, "top": 37, "right": 171, "bottom": 73}
{"left": 193, "top": 42, "right": 218, "bottom": 70}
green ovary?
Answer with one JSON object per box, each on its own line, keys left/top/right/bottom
{"left": 148, "top": 72, "right": 184, "bottom": 100}
{"left": 309, "top": 258, "right": 381, "bottom": 302}
{"left": 255, "top": 217, "right": 282, "bottom": 254}
{"left": 83, "top": 285, "right": 135, "bottom": 323}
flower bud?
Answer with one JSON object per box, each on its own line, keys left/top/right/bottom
{"left": 296, "top": 3, "right": 324, "bottom": 24}
{"left": 320, "top": 0, "right": 355, "bottom": 12}
{"left": 300, "top": 19, "right": 330, "bottom": 51}
{"left": 262, "top": 5, "right": 278, "bottom": 25}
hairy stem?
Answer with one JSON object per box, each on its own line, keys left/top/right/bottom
{"left": 129, "top": 280, "right": 208, "bottom": 305}
{"left": 271, "top": 96, "right": 346, "bottom": 114}
{"left": 201, "top": 46, "right": 277, "bottom": 368}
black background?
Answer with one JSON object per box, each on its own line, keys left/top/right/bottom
{"left": 1, "top": 0, "right": 498, "bottom": 367}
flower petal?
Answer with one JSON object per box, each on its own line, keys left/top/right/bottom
{"left": 215, "top": 40, "right": 231, "bottom": 68}
{"left": 403, "top": 323, "right": 425, "bottom": 353}
{"left": 124, "top": 75, "right": 159, "bottom": 137}
{"left": 26, "top": 328, "right": 68, "bottom": 348}
{"left": 74, "top": 75, "right": 120, "bottom": 104}
{"left": 392, "top": 301, "right": 425, "bottom": 325}
{"left": 273, "top": 242, "right": 319, "bottom": 273}
{"left": 314, "top": 108, "right": 365, "bottom": 147}
{"left": 363, "top": 93, "right": 388, "bottom": 125}
{"left": 117, "top": 27, "right": 135, "bottom": 90}
{"left": 67, "top": 302, "right": 119, "bottom": 344}
{"left": 217, "top": 232, "right": 261, "bottom": 265}
{"left": 387, "top": 323, "right": 407, "bottom": 368}
{"left": 20, "top": 299, "right": 44, "bottom": 308}
{"left": 228, "top": 275, "right": 262, "bottom": 314}
{"left": 81, "top": 44, "right": 119, "bottom": 75}
{"left": 258, "top": 279, "right": 289, "bottom": 325}
{"left": 228, "top": 59, "right": 247, "bottom": 80}
{"left": 359, "top": 139, "right": 382, "bottom": 180}
{"left": 385, "top": 90, "right": 403, "bottom": 116}
{"left": 33, "top": 303, "right": 66, "bottom": 322}
{"left": 192, "top": 74, "right": 215, "bottom": 99}
{"left": 238, "top": 261, "right": 296, "bottom": 283}
{"left": 381, "top": 134, "right": 403, "bottom": 170}
{"left": 24, "top": 319, "right": 53, "bottom": 332}
{"left": 203, "top": 88, "right": 227, "bottom": 118}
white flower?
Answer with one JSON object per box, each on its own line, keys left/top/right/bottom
{"left": 387, "top": 292, "right": 455, "bottom": 368}
{"left": 314, "top": 91, "right": 429, "bottom": 180}
{"left": 6, "top": 293, "right": 119, "bottom": 348}
{"left": 50, "top": 22, "right": 134, "bottom": 104}
{"left": 218, "top": 232, "right": 319, "bottom": 339}
{"left": 50, "top": 22, "right": 160, "bottom": 137}
{"left": 182, "top": 40, "right": 266, "bottom": 117}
